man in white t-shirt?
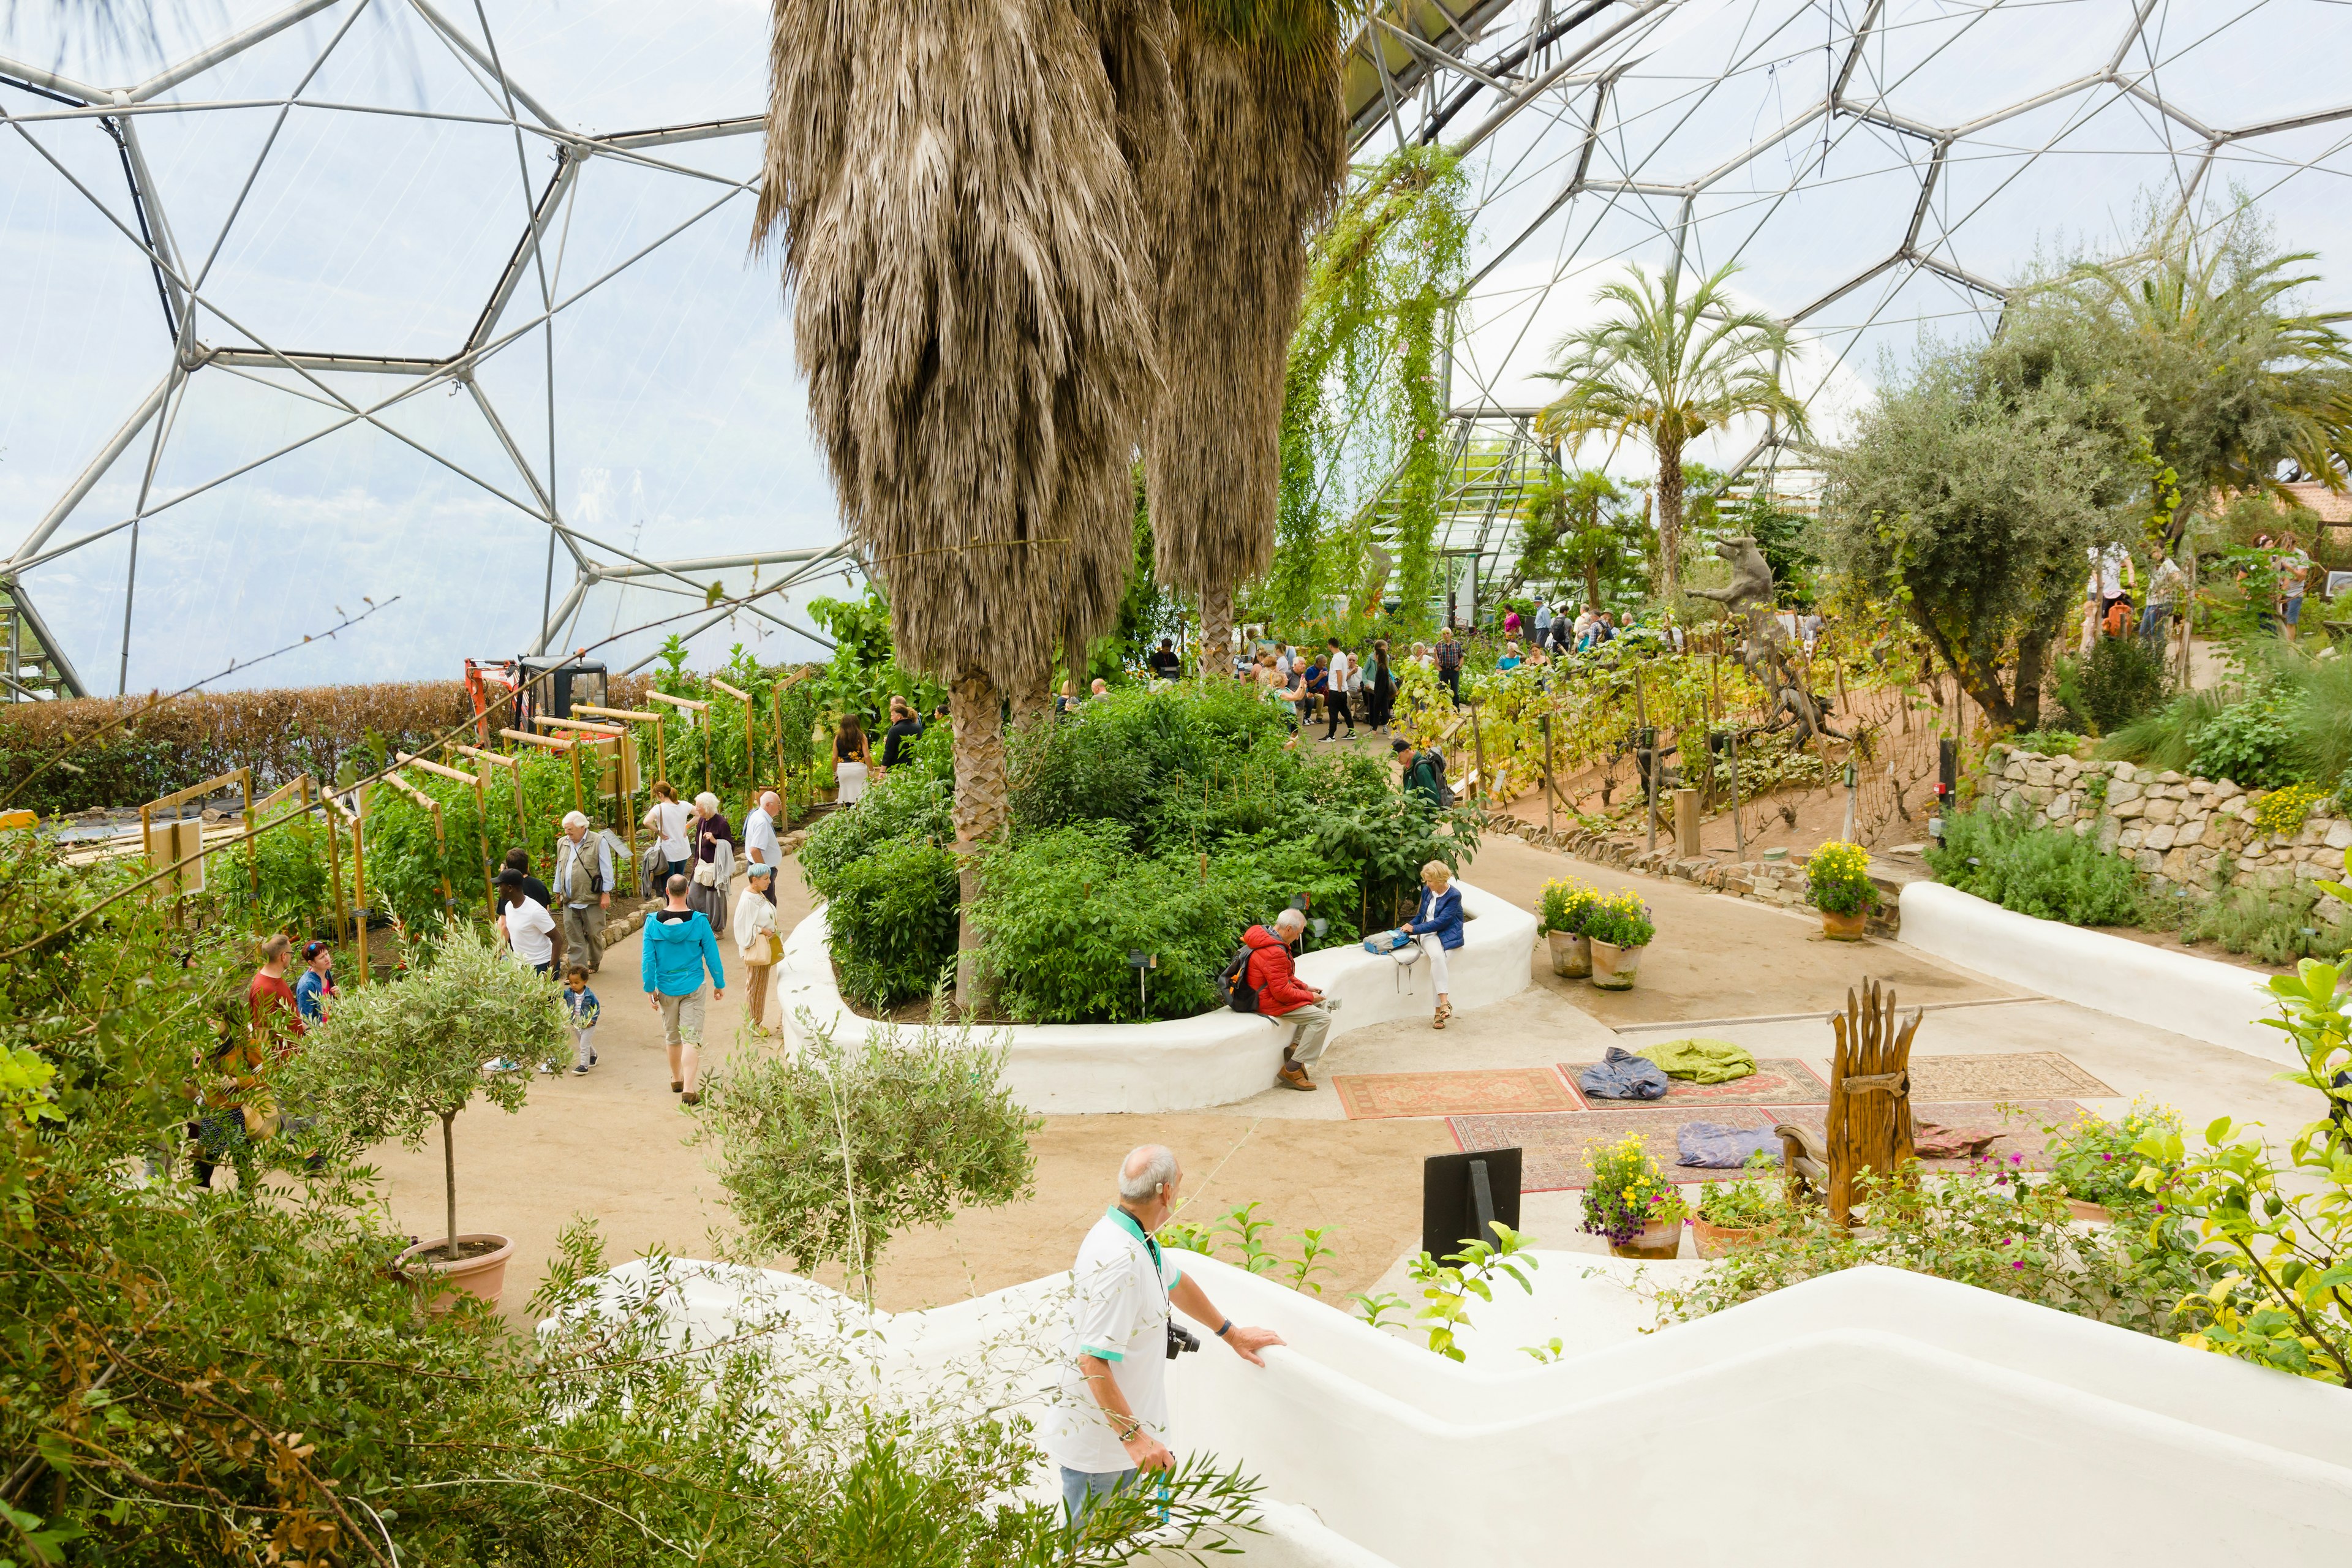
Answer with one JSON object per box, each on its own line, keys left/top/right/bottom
{"left": 494, "top": 870, "right": 562, "bottom": 976}
{"left": 1319, "top": 638, "right": 1356, "bottom": 743}
{"left": 741, "top": 791, "right": 782, "bottom": 905}
{"left": 1043, "top": 1145, "right": 1282, "bottom": 1526}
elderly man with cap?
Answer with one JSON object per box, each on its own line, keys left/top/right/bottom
{"left": 731, "top": 862, "right": 783, "bottom": 1036}
{"left": 552, "top": 810, "right": 614, "bottom": 974}
{"left": 1042, "top": 1144, "right": 1283, "bottom": 1527}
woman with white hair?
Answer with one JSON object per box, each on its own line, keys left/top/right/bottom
{"left": 1393, "top": 860, "right": 1463, "bottom": 1029}
{"left": 732, "top": 862, "right": 782, "bottom": 1035}
{"left": 685, "top": 791, "right": 734, "bottom": 936}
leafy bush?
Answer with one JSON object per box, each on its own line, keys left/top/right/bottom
{"left": 1695, "top": 1171, "right": 1786, "bottom": 1229}
{"left": 825, "top": 838, "right": 962, "bottom": 1008}
{"left": 2189, "top": 685, "right": 2302, "bottom": 789}
{"left": 974, "top": 822, "right": 1358, "bottom": 1024}
{"left": 799, "top": 766, "right": 955, "bottom": 899}
{"left": 1926, "top": 804, "right": 2148, "bottom": 926}
{"left": 2180, "top": 881, "right": 2350, "bottom": 965}
{"left": 1652, "top": 1161, "right": 2221, "bottom": 1340}
{"left": 2005, "top": 729, "right": 2084, "bottom": 756}
{"left": 2041, "top": 1099, "right": 2184, "bottom": 1212}
{"left": 1804, "top": 840, "right": 1874, "bottom": 915}
{"left": 2065, "top": 635, "right": 2169, "bottom": 735}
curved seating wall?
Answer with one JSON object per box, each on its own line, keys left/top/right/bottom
{"left": 1898, "top": 880, "right": 2291, "bottom": 1065}
{"left": 775, "top": 878, "right": 1537, "bottom": 1113}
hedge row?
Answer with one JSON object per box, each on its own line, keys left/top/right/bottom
{"left": 1, "top": 676, "right": 652, "bottom": 817}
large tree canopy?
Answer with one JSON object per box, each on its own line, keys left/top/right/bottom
{"left": 1814, "top": 305, "right": 2145, "bottom": 729}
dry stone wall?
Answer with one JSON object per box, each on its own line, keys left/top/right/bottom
{"left": 1981, "top": 743, "right": 2352, "bottom": 894}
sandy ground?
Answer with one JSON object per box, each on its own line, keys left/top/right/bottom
{"left": 356, "top": 830, "right": 2326, "bottom": 1325}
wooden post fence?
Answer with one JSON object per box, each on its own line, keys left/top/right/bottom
{"left": 402, "top": 752, "right": 493, "bottom": 914}
{"left": 709, "top": 676, "right": 758, "bottom": 796}
{"left": 646, "top": 690, "right": 711, "bottom": 798}
{"left": 383, "top": 770, "right": 454, "bottom": 913}
{"left": 453, "top": 745, "right": 527, "bottom": 848}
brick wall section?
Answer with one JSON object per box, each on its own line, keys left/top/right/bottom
{"left": 1980, "top": 744, "right": 2352, "bottom": 894}
{"left": 1479, "top": 813, "right": 1904, "bottom": 935}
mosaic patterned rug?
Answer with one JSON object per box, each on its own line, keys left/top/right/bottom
{"left": 1562, "top": 1057, "right": 1831, "bottom": 1108}
{"left": 1449, "top": 1099, "right": 2085, "bottom": 1192}
{"left": 1332, "top": 1068, "right": 1581, "bottom": 1121}
{"left": 1904, "top": 1054, "right": 2115, "bottom": 1100}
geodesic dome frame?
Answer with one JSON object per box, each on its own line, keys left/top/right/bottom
{"left": 1, "top": 0, "right": 850, "bottom": 701}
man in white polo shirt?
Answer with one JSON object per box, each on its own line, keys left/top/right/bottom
{"left": 1044, "top": 1145, "right": 1283, "bottom": 1525}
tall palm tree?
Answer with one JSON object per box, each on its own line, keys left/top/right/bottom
{"left": 1536, "top": 262, "right": 1808, "bottom": 597}
{"left": 1147, "top": 3, "right": 1349, "bottom": 677}
{"left": 755, "top": 0, "right": 1162, "bottom": 1003}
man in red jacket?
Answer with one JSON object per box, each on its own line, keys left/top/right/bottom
{"left": 1245, "top": 909, "right": 1339, "bottom": 1091}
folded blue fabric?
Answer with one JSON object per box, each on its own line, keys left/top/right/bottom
{"left": 1677, "top": 1122, "right": 1784, "bottom": 1169}
{"left": 1580, "top": 1046, "right": 1668, "bottom": 1101}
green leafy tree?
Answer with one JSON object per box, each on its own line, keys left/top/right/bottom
{"left": 288, "top": 921, "right": 568, "bottom": 1259}
{"left": 1518, "top": 469, "right": 1649, "bottom": 612}
{"left": 1814, "top": 302, "right": 2144, "bottom": 729}
{"left": 1534, "top": 262, "right": 1808, "bottom": 597}
{"left": 696, "top": 1020, "right": 1039, "bottom": 1300}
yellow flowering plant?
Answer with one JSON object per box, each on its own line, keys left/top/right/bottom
{"left": 1805, "top": 840, "right": 1875, "bottom": 916}
{"left": 1581, "top": 888, "right": 1654, "bottom": 948}
{"left": 1581, "top": 1132, "right": 1684, "bottom": 1245}
{"left": 1536, "top": 876, "right": 1600, "bottom": 936}
{"left": 2254, "top": 782, "right": 2327, "bottom": 839}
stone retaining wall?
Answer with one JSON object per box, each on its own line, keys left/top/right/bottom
{"left": 1479, "top": 813, "right": 1903, "bottom": 935}
{"left": 1980, "top": 744, "right": 2350, "bottom": 894}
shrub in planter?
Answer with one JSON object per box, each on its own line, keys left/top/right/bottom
{"left": 1580, "top": 1131, "right": 1684, "bottom": 1253}
{"left": 826, "top": 838, "right": 960, "bottom": 1008}
{"left": 1694, "top": 1171, "right": 1788, "bottom": 1256}
{"left": 799, "top": 767, "right": 954, "bottom": 899}
{"left": 1581, "top": 889, "right": 1654, "bottom": 949}
{"left": 1536, "top": 876, "right": 1600, "bottom": 935}
{"left": 286, "top": 921, "right": 568, "bottom": 1277}
{"left": 1805, "top": 841, "right": 1874, "bottom": 916}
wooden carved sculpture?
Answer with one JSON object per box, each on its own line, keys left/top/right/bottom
{"left": 1775, "top": 978, "right": 1922, "bottom": 1225}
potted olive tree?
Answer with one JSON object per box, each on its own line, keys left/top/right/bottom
{"left": 1537, "top": 876, "right": 1599, "bottom": 979}
{"left": 289, "top": 920, "right": 567, "bottom": 1308}
{"left": 1584, "top": 889, "right": 1655, "bottom": 990}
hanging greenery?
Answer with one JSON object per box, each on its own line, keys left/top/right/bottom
{"left": 1272, "top": 143, "right": 1472, "bottom": 629}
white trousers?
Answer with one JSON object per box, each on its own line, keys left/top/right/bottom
{"left": 1418, "top": 933, "right": 1451, "bottom": 993}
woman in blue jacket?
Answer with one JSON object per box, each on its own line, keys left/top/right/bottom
{"left": 1396, "top": 861, "right": 1463, "bottom": 1030}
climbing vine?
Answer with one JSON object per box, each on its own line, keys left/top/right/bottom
{"left": 1273, "top": 144, "right": 1472, "bottom": 628}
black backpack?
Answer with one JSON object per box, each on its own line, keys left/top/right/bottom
{"left": 1218, "top": 946, "right": 1262, "bottom": 1014}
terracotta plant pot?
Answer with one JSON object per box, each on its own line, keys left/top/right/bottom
{"left": 2065, "top": 1198, "right": 2113, "bottom": 1224}
{"left": 1546, "top": 929, "right": 1592, "bottom": 979}
{"left": 398, "top": 1233, "right": 514, "bottom": 1313}
{"left": 1609, "top": 1218, "right": 1684, "bottom": 1259}
{"left": 1820, "top": 908, "right": 1868, "bottom": 941}
{"left": 1691, "top": 1218, "right": 1766, "bottom": 1259}
{"left": 1589, "top": 938, "right": 1645, "bottom": 990}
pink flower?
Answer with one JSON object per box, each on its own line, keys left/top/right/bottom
{"left": 2011, "top": 1261, "right": 2025, "bottom": 1270}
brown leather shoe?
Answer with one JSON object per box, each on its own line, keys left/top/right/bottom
{"left": 1276, "top": 1063, "right": 1317, "bottom": 1091}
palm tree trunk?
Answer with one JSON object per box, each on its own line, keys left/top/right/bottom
{"left": 1008, "top": 669, "right": 1052, "bottom": 733}
{"left": 440, "top": 1111, "right": 459, "bottom": 1261}
{"left": 1199, "top": 585, "right": 1234, "bottom": 679}
{"left": 1654, "top": 440, "right": 1686, "bottom": 598}
{"left": 949, "top": 669, "right": 1008, "bottom": 1011}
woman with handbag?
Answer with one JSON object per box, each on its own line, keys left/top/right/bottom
{"left": 686, "top": 792, "right": 736, "bottom": 937}
{"left": 834, "top": 714, "right": 874, "bottom": 804}
{"left": 644, "top": 780, "right": 695, "bottom": 885}
{"left": 732, "top": 862, "right": 783, "bottom": 1035}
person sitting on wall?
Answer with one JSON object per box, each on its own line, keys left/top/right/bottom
{"left": 1244, "top": 908, "right": 1339, "bottom": 1092}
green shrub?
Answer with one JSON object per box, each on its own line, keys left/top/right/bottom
{"left": 825, "top": 837, "right": 961, "bottom": 1008}
{"left": 973, "top": 822, "right": 1358, "bottom": 1025}
{"left": 1925, "top": 805, "right": 2147, "bottom": 926}
{"left": 2189, "top": 685, "right": 2302, "bottom": 789}
{"left": 2180, "top": 881, "right": 2350, "bottom": 965}
{"left": 799, "top": 768, "right": 954, "bottom": 900}
{"left": 2065, "top": 636, "right": 2168, "bottom": 735}
{"left": 2004, "top": 729, "right": 2083, "bottom": 756}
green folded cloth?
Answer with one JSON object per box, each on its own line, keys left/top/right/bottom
{"left": 1637, "top": 1038, "right": 1756, "bottom": 1084}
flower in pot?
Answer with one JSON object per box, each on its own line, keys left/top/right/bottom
{"left": 1583, "top": 889, "right": 1655, "bottom": 990}
{"left": 2041, "top": 1098, "right": 2184, "bottom": 1222}
{"left": 1805, "top": 840, "right": 1875, "bottom": 940}
{"left": 1536, "top": 876, "right": 1599, "bottom": 979}
{"left": 286, "top": 921, "right": 567, "bottom": 1309}
{"left": 1692, "top": 1164, "right": 1787, "bottom": 1257}
{"left": 1580, "top": 1131, "right": 1686, "bottom": 1258}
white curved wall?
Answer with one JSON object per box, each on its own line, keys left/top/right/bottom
{"left": 1899, "top": 881, "right": 2291, "bottom": 1065}
{"left": 775, "top": 878, "right": 1537, "bottom": 1113}
{"left": 598, "top": 1255, "right": 2352, "bottom": 1567}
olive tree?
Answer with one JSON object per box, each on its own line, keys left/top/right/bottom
{"left": 1813, "top": 305, "right": 2143, "bottom": 729}
{"left": 288, "top": 921, "right": 568, "bottom": 1259}
{"left": 695, "top": 1018, "right": 1039, "bottom": 1301}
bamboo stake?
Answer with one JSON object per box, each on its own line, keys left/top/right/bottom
{"left": 324, "top": 789, "right": 349, "bottom": 948}
{"left": 385, "top": 772, "right": 453, "bottom": 911}
{"left": 240, "top": 767, "right": 256, "bottom": 900}
{"left": 405, "top": 753, "right": 494, "bottom": 916}
{"left": 710, "top": 676, "right": 758, "bottom": 790}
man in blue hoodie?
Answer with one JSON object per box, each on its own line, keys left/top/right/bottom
{"left": 641, "top": 872, "right": 726, "bottom": 1106}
